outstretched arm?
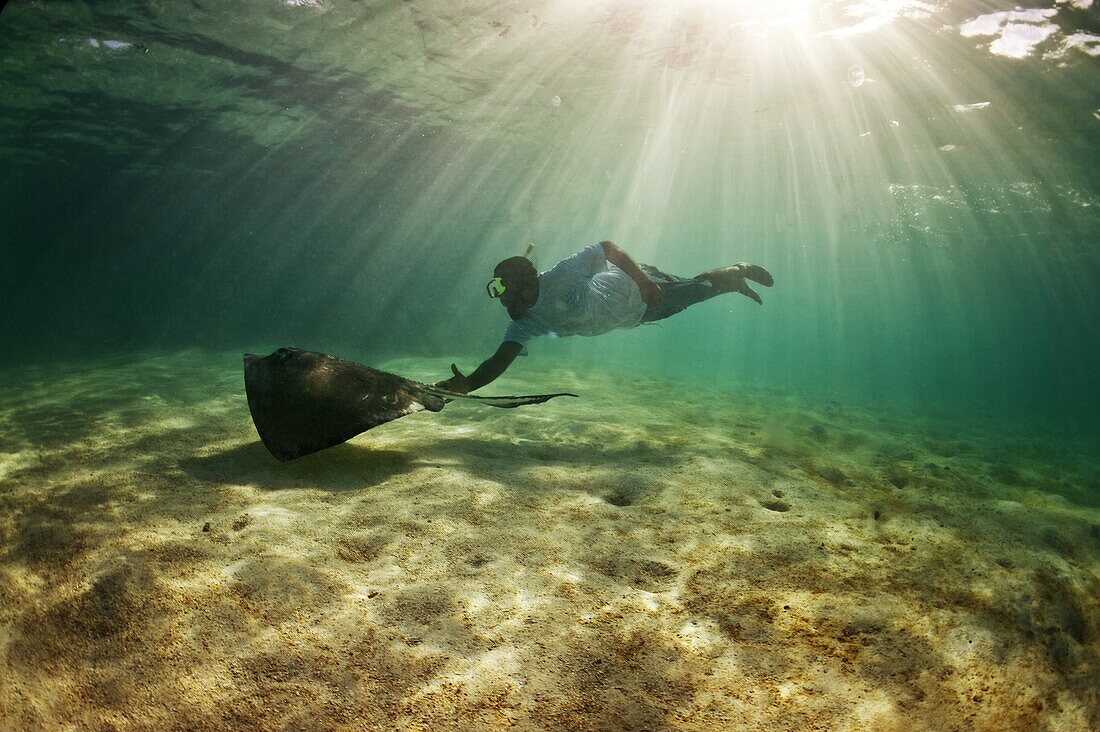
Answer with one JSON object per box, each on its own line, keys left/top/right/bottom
{"left": 436, "top": 341, "right": 523, "bottom": 394}
{"left": 599, "top": 240, "right": 661, "bottom": 306}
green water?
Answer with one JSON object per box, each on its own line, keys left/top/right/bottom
{"left": 3, "top": 5, "right": 1100, "bottom": 726}
{"left": 1, "top": 0, "right": 1098, "bottom": 434}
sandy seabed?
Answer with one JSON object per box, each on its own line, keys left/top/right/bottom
{"left": 0, "top": 349, "right": 1097, "bottom": 731}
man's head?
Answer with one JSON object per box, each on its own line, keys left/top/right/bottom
{"left": 489, "top": 256, "right": 539, "bottom": 319}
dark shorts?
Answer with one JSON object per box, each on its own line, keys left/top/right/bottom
{"left": 639, "top": 264, "right": 717, "bottom": 323}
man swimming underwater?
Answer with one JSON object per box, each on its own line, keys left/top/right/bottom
{"left": 437, "top": 241, "right": 773, "bottom": 393}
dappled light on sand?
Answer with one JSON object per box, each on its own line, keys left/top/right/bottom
{"left": 1, "top": 351, "right": 1096, "bottom": 728}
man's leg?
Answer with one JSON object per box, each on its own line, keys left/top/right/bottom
{"left": 639, "top": 265, "right": 715, "bottom": 322}
{"left": 639, "top": 262, "right": 774, "bottom": 323}
{"left": 696, "top": 263, "right": 774, "bottom": 305}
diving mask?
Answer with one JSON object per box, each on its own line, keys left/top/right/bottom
{"left": 486, "top": 277, "right": 506, "bottom": 299}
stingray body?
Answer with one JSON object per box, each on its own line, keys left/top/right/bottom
{"left": 244, "top": 348, "right": 576, "bottom": 461}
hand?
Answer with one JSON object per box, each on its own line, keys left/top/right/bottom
{"left": 435, "top": 363, "right": 471, "bottom": 394}
{"left": 639, "top": 279, "right": 662, "bottom": 307}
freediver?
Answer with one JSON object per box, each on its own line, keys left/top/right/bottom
{"left": 436, "top": 241, "right": 773, "bottom": 393}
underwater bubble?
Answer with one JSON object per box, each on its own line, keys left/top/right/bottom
{"left": 847, "top": 65, "right": 865, "bottom": 87}
{"left": 952, "top": 102, "right": 991, "bottom": 112}
{"left": 551, "top": 95, "right": 561, "bottom": 107}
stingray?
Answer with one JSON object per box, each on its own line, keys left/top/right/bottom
{"left": 244, "top": 348, "right": 577, "bottom": 461}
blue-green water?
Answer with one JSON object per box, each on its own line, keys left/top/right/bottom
{"left": 2, "top": 0, "right": 1098, "bottom": 436}
{"left": 2, "top": 3, "right": 1100, "bottom": 727}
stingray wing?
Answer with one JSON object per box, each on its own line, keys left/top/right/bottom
{"left": 244, "top": 348, "right": 446, "bottom": 462}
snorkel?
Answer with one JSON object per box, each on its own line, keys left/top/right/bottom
{"left": 488, "top": 244, "right": 539, "bottom": 319}
{"left": 486, "top": 243, "right": 536, "bottom": 299}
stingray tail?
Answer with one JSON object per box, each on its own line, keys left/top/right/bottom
{"left": 421, "top": 386, "right": 578, "bottom": 408}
